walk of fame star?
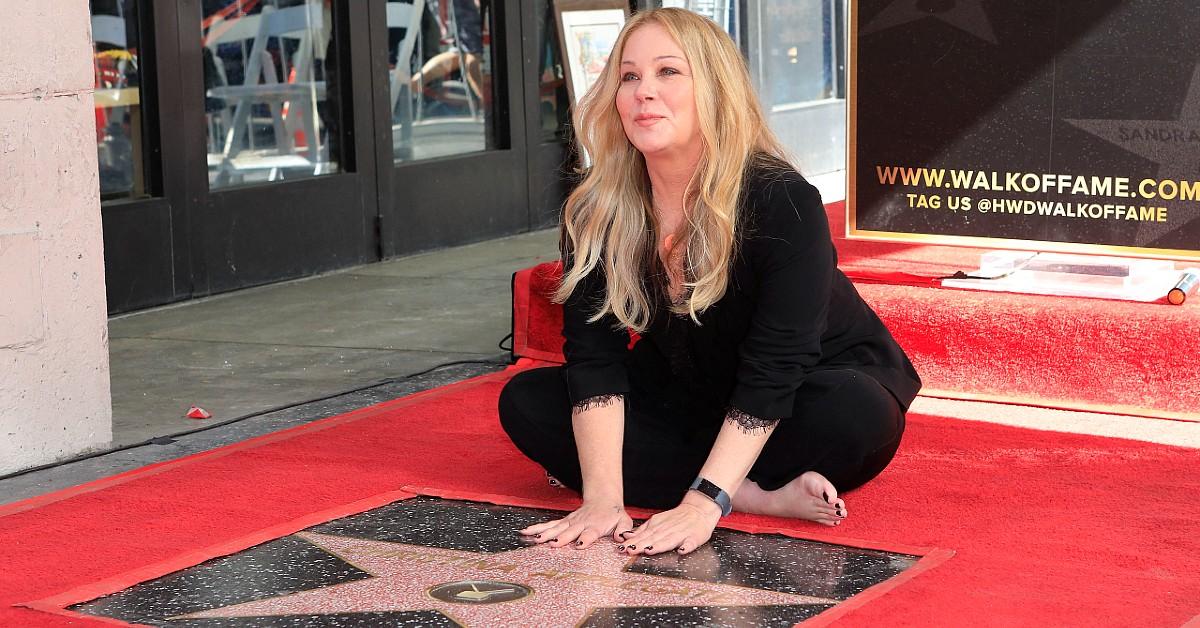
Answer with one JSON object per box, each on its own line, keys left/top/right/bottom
{"left": 170, "top": 532, "right": 839, "bottom": 626}
{"left": 1065, "top": 62, "right": 1200, "bottom": 246}
{"left": 861, "top": 0, "right": 997, "bottom": 44}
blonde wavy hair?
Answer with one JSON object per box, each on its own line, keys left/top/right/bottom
{"left": 555, "top": 7, "right": 789, "bottom": 332}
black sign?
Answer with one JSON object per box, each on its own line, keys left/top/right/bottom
{"left": 849, "top": 0, "right": 1200, "bottom": 259}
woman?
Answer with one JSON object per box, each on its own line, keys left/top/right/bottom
{"left": 498, "top": 8, "right": 920, "bottom": 557}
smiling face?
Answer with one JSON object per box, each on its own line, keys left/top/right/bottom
{"left": 614, "top": 23, "right": 702, "bottom": 161}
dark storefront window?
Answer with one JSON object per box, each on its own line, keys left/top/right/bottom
{"left": 536, "top": 0, "right": 570, "bottom": 142}
{"left": 386, "top": 0, "right": 499, "bottom": 162}
{"left": 91, "top": 0, "right": 148, "bottom": 200}
{"left": 201, "top": 0, "right": 343, "bottom": 189}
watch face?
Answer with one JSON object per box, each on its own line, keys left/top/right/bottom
{"left": 694, "top": 479, "right": 732, "bottom": 515}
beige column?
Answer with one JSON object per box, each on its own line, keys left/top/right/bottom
{"left": 0, "top": 3, "right": 113, "bottom": 474}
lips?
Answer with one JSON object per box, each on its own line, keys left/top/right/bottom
{"left": 633, "top": 113, "right": 664, "bottom": 127}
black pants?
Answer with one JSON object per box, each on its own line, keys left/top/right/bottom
{"left": 498, "top": 366, "right": 906, "bottom": 510}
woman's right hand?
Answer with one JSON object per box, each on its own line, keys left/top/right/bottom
{"left": 519, "top": 499, "right": 634, "bottom": 549}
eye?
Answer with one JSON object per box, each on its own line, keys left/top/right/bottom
{"left": 660, "top": 67, "right": 680, "bottom": 76}
{"left": 621, "top": 72, "right": 639, "bottom": 82}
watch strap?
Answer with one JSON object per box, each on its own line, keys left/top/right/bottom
{"left": 689, "top": 476, "right": 733, "bottom": 516}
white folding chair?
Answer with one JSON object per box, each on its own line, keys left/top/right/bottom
{"left": 204, "top": 3, "right": 327, "bottom": 184}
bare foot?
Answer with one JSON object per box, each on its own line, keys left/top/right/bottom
{"left": 733, "top": 472, "right": 846, "bottom": 526}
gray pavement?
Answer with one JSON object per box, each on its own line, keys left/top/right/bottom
{"left": 107, "top": 227, "right": 560, "bottom": 447}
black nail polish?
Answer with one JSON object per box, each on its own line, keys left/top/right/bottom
{"left": 822, "top": 491, "right": 829, "bottom": 502}
{"left": 618, "top": 545, "right": 625, "bottom": 550}
{"left": 645, "top": 545, "right": 653, "bottom": 551}
{"left": 575, "top": 540, "right": 583, "bottom": 546}
{"left": 628, "top": 544, "right": 636, "bottom": 550}
{"left": 550, "top": 538, "right": 558, "bottom": 542}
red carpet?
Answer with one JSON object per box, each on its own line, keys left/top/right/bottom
{"left": 1, "top": 362, "right": 1198, "bottom": 626}
{"left": 512, "top": 204, "right": 1200, "bottom": 420}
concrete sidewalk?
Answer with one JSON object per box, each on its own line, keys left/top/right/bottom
{"left": 107, "top": 227, "right": 560, "bottom": 448}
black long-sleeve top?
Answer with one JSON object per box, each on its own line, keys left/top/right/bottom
{"left": 561, "top": 161, "right": 922, "bottom": 426}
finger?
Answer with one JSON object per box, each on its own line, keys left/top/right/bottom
{"left": 643, "top": 529, "right": 686, "bottom": 555}
{"left": 623, "top": 535, "right": 654, "bottom": 555}
{"left": 534, "top": 520, "right": 572, "bottom": 544}
{"left": 623, "top": 519, "right": 655, "bottom": 544}
{"left": 624, "top": 521, "right": 680, "bottom": 555}
{"left": 575, "top": 528, "right": 602, "bottom": 549}
{"left": 547, "top": 522, "right": 585, "bottom": 548}
{"left": 612, "top": 514, "right": 635, "bottom": 542}
{"left": 520, "top": 519, "right": 563, "bottom": 536}
{"left": 676, "top": 532, "right": 710, "bottom": 555}
{"left": 621, "top": 528, "right": 655, "bottom": 554}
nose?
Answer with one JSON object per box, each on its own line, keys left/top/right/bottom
{"left": 634, "top": 77, "right": 656, "bottom": 101}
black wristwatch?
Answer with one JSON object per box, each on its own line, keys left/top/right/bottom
{"left": 689, "top": 476, "right": 733, "bottom": 516}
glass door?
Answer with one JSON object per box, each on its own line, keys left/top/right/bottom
{"left": 193, "top": 0, "right": 380, "bottom": 293}
{"left": 372, "top": 0, "right": 533, "bottom": 257}
{"left": 99, "top": 0, "right": 553, "bottom": 312}
{"left": 98, "top": 0, "right": 383, "bottom": 310}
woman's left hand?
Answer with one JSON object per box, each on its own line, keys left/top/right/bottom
{"left": 619, "top": 492, "right": 722, "bottom": 556}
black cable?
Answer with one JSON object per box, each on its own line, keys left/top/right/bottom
{"left": 937, "top": 252, "right": 1041, "bottom": 282}
{"left": 498, "top": 332, "right": 513, "bottom": 352}
{"left": 0, "top": 356, "right": 509, "bottom": 483}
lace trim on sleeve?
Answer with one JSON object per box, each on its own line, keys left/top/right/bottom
{"left": 724, "top": 406, "right": 780, "bottom": 434}
{"left": 572, "top": 393, "right": 624, "bottom": 414}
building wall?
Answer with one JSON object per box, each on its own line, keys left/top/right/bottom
{"left": 0, "top": 3, "right": 113, "bottom": 474}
